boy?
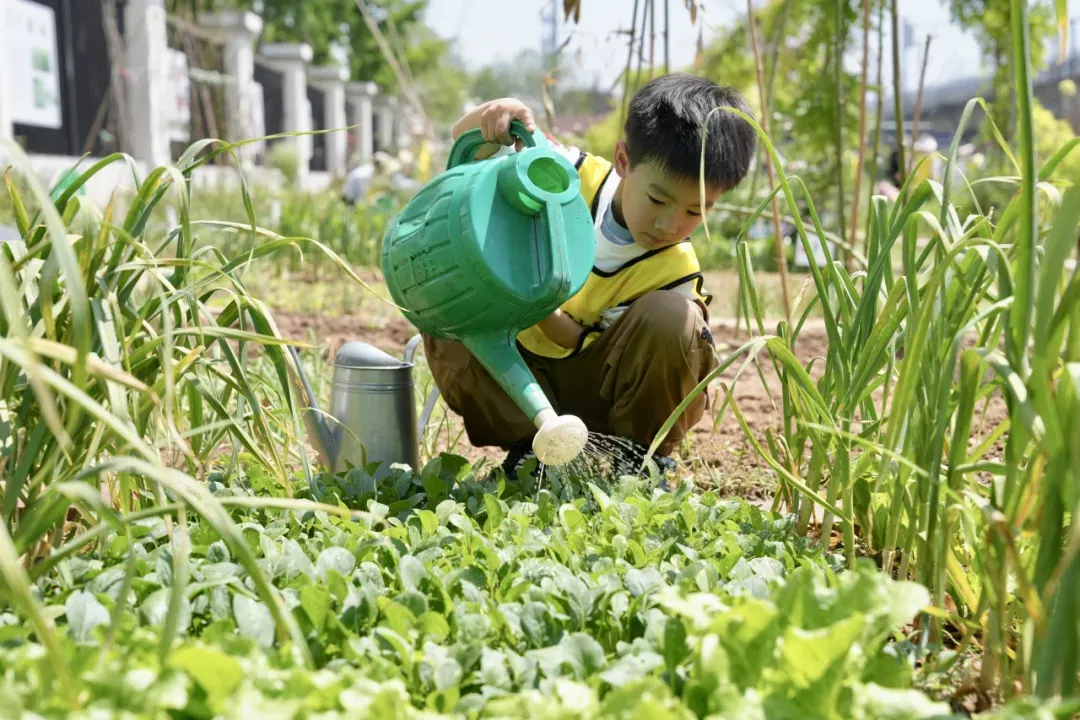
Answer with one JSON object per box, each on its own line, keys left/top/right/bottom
{"left": 423, "top": 73, "right": 757, "bottom": 476}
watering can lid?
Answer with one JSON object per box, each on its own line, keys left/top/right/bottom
{"left": 333, "top": 341, "right": 409, "bottom": 369}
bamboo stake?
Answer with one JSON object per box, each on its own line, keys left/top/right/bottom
{"left": 649, "top": 0, "right": 657, "bottom": 80}
{"left": 635, "top": 1, "right": 649, "bottom": 91}
{"left": 618, "top": 0, "right": 642, "bottom": 130}
{"left": 848, "top": 0, "right": 873, "bottom": 269}
{"left": 745, "top": 0, "right": 792, "bottom": 210}
{"left": 353, "top": 0, "right": 433, "bottom": 140}
{"left": 863, "top": 0, "right": 886, "bottom": 259}
{"left": 664, "top": 0, "right": 670, "bottom": 74}
{"left": 833, "top": 0, "right": 849, "bottom": 266}
{"left": 908, "top": 34, "right": 933, "bottom": 177}
{"left": 101, "top": 0, "right": 128, "bottom": 151}
{"left": 746, "top": 0, "right": 792, "bottom": 326}
{"left": 890, "top": 0, "right": 907, "bottom": 189}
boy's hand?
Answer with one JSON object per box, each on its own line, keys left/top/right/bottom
{"left": 479, "top": 98, "right": 536, "bottom": 147}
{"left": 451, "top": 98, "right": 537, "bottom": 160}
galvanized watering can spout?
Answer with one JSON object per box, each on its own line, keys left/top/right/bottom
{"left": 288, "top": 345, "right": 338, "bottom": 469}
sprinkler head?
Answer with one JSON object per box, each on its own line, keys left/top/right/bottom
{"left": 531, "top": 411, "right": 588, "bottom": 467}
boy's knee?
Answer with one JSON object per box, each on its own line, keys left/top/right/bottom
{"left": 628, "top": 291, "right": 710, "bottom": 350}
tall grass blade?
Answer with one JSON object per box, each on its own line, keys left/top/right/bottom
{"left": 1008, "top": 0, "right": 1037, "bottom": 377}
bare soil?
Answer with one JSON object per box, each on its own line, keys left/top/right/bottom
{"left": 266, "top": 271, "right": 1009, "bottom": 499}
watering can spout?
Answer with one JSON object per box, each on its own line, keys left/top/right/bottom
{"left": 461, "top": 334, "right": 588, "bottom": 467}
{"left": 288, "top": 346, "right": 338, "bottom": 469}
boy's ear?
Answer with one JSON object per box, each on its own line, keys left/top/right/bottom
{"left": 614, "top": 141, "right": 630, "bottom": 175}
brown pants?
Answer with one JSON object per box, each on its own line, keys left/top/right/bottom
{"left": 422, "top": 291, "right": 718, "bottom": 456}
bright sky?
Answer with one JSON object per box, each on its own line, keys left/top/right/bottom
{"left": 423, "top": 0, "right": 1080, "bottom": 95}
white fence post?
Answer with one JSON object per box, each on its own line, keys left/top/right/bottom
{"left": 346, "top": 81, "right": 377, "bottom": 164}
{"left": 374, "top": 96, "right": 397, "bottom": 154}
{"left": 0, "top": 0, "right": 12, "bottom": 146}
{"left": 198, "top": 10, "right": 263, "bottom": 169}
{"left": 124, "top": 0, "right": 171, "bottom": 168}
{"left": 259, "top": 42, "right": 313, "bottom": 180}
{"left": 308, "top": 65, "right": 349, "bottom": 177}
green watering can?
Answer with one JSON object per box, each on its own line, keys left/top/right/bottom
{"left": 382, "top": 121, "right": 595, "bottom": 466}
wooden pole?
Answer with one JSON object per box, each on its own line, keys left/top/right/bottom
{"left": 848, "top": 0, "right": 873, "bottom": 270}
{"left": 746, "top": 0, "right": 792, "bottom": 326}
{"left": 353, "top": 0, "right": 433, "bottom": 140}
{"left": 832, "top": 0, "right": 848, "bottom": 265}
{"left": 664, "top": 0, "right": 670, "bottom": 74}
{"left": 890, "top": 0, "right": 907, "bottom": 189}
{"left": 635, "top": 1, "right": 649, "bottom": 91}
{"left": 745, "top": 0, "right": 792, "bottom": 223}
{"left": 863, "top": 0, "right": 886, "bottom": 259}
{"left": 618, "top": 0, "right": 642, "bottom": 130}
{"left": 908, "top": 34, "right": 933, "bottom": 177}
{"left": 101, "top": 0, "right": 128, "bottom": 151}
{"left": 649, "top": 0, "right": 656, "bottom": 80}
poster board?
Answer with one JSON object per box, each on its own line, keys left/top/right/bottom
{"left": 5, "top": 0, "right": 63, "bottom": 129}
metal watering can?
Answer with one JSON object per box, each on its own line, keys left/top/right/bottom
{"left": 381, "top": 120, "right": 597, "bottom": 466}
{"left": 289, "top": 338, "right": 427, "bottom": 478}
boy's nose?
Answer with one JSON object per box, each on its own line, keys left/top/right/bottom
{"left": 655, "top": 215, "right": 677, "bottom": 235}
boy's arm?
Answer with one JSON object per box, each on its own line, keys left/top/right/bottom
{"left": 537, "top": 309, "right": 586, "bottom": 349}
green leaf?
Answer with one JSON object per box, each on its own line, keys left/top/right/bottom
{"left": 209, "top": 586, "right": 231, "bottom": 621}
{"left": 315, "top": 547, "right": 356, "bottom": 581}
{"left": 559, "top": 504, "right": 586, "bottom": 534}
{"left": 711, "top": 597, "right": 781, "bottom": 688}
{"left": 849, "top": 683, "right": 955, "bottom": 719}
{"left": 65, "top": 590, "right": 109, "bottom": 644}
{"left": 378, "top": 598, "right": 416, "bottom": 636}
{"left": 417, "top": 611, "right": 450, "bottom": 642}
{"left": 206, "top": 541, "right": 231, "bottom": 563}
{"left": 169, "top": 645, "right": 245, "bottom": 710}
{"left": 599, "top": 677, "right": 693, "bottom": 719}
{"left": 769, "top": 614, "right": 867, "bottom": 711}
{"left": 563, "top": 632, "right": 608, "bottom": 677}
{"left": 233, "top": 595, "right": 275, "bottom": 648}
{"left": 418, "top": 510, "right": 439, "bottom": 535}
{"left": 483, "top": 495, "right": 505, "bottom": 530}
{"left": 663, "top": 617, "right": 688, "bottom": 676}
{"left": 600, "top": 652, "right": 665, "bottom": 687}
{"left": 301, "top": 585, "right": 331, "bottom": 632}
{"left": 625, "top": 568, "right": 664, "bottom": 597}
{"left": 141, "top": 588, "right": 191, "bottom": 634}
{"left": 399, "top": 555, "right": 427, "bottom": 590}
{"left": 434, "top": 657, "right": 463, "bottom": 690}
{"left": 521, "top": 601, "right": 561, "bottom": 648}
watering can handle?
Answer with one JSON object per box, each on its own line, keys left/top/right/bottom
{"left": 446, "top": 120, "right": 547, "bottom": 170}
{"left": 536, "top": 202, "right": 572, "bottom": 304}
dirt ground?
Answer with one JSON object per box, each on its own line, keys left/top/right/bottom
{"left": 268, "top": 271, "right": 1008, "bottom": 499}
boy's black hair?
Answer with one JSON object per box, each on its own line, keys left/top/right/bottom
{"left": 624, "top": 73, "right": 757, "bottom": 191}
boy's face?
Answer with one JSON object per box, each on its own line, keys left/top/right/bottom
{"left": 613, "top": 141, "right": 723, "bottom": 250}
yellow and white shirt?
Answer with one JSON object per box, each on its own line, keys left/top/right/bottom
{"left": 514, "top": 136, "right": 713, "bottom": 359}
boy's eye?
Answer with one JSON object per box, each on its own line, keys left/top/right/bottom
{"left": 647, "top": 195, "right": 664, "bottom": 206}
{"left": 687, "top": 210, "right": 701, "bottom": 217}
